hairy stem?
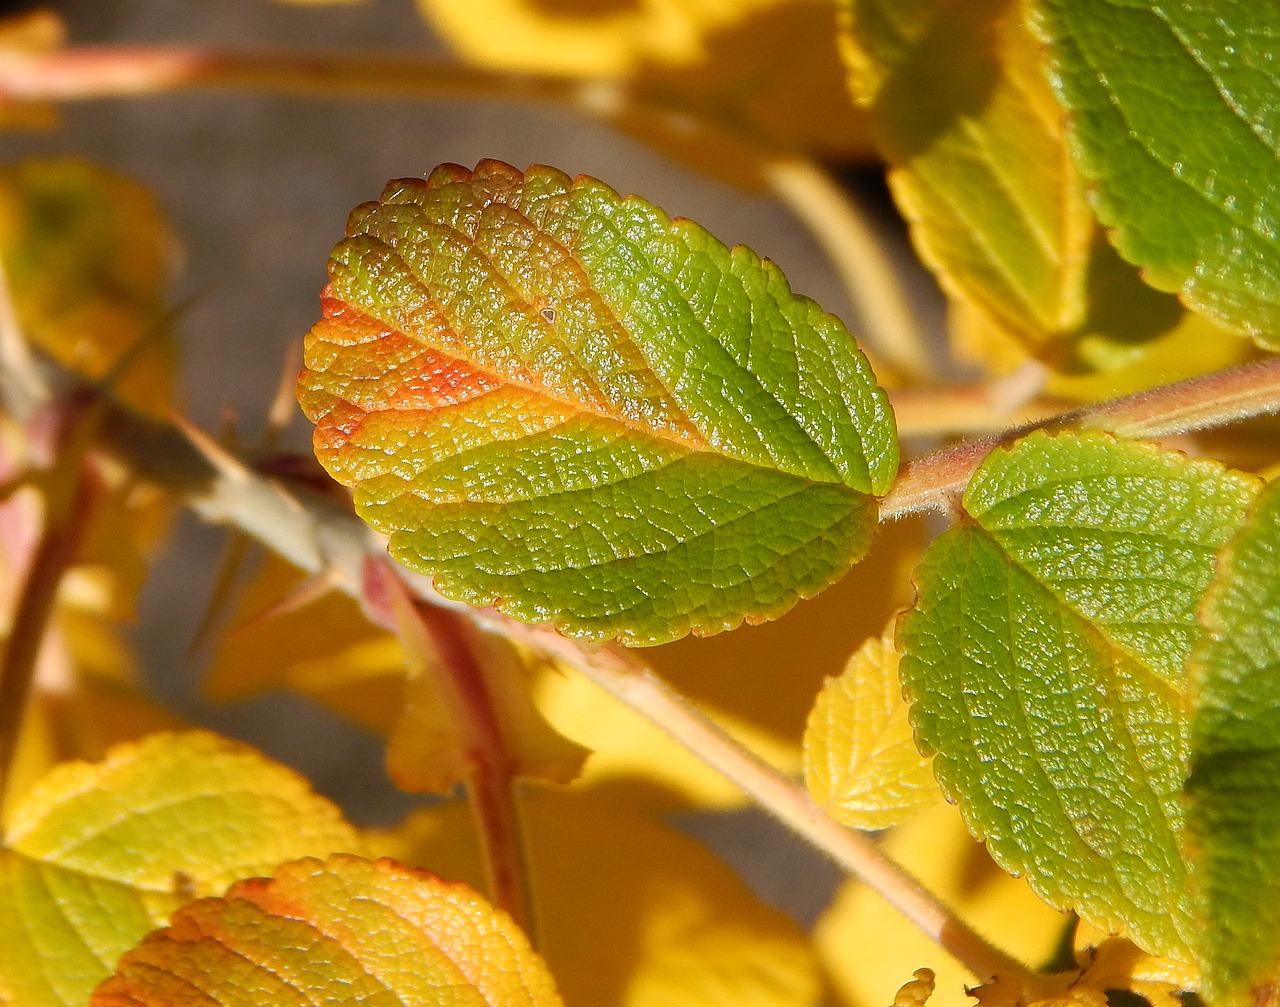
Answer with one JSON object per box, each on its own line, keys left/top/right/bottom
{"left": 414, "top": 603, "right": 535, "bottom": 939}
{"left": 881, "top": 355, "right": 1280, "bottom": 518}
{"left": 561, "top": 645, "right": 1032, "bottom": 984}
{"left": 0, "top": 409, "right": 97, "bottom": 809}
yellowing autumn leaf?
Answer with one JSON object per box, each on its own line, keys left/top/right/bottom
{"left": 92, "top": 854, "right": 564, "bottom": 1007}
{"left": 0, "top": 731, "right": 360, "bottom": 1007}
{"left": 803, "top": 624, "right": 938, "bottom": 830}
{"left": 420, "top": 0, "right": 784, "bottom": 78}
{"left": 816, "top": 802, "right": 1068, "bottom": 1007}
{"left": 368, "top": 786, "right": 820, "bottom": 1007}
{"left": 0, "top": 158, "right": 177, "bottom": 414}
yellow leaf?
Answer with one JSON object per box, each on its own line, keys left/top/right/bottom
{"left": 92, "top": 854, "right": 564, "bottom": 1007}
{"left": 203, "top": 552, "right": 406, "bottom": 734}
{"left": 844, "top": 0, "right": 1093, "bottom": 353}
{"left": 368, "top": 785, "right": 820, "bottom": 1007}
{"left": 1074, "top": 931, "right": 1197, "bottom": 1007}
{"left": 419, "top": 0, "right": 873, "bottom": 189}
{"left": 420, "top": 0, "right": 783, "bottom": 78}
{"left": 816, "top": 802, "right": 1068, "bottom": 1007}
{"left": 804, "top": 624, "right": 939, "bottom": 830}
{"left": 0, "top": 731, "right": 360, "bottom": 1007}
{"left": 0, "top": 158, "right": 178, "bottom": 415}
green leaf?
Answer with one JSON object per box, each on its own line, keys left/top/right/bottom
{"left": 1186, "top": 479, "right": 1280, "bottom": 1007}
{"left": 298, "top": 159, "right": 897, "bottom": 646}
{"left": 1033, "top": 0, "right": 1280, "bottom": 343}
{"left": 841, "top": 0, "right": 1095, "bottom": 351}
{"left": 0, "top": 731, "right": 359, "bottom": 1007}
{"left": 803, "top": 625, "right": 939, "bottom": 831}
{"left": 898, "top": 431, "right": 1257, "bottom": 960}
{"left": 92, "top": 855, "right": 565, "bottom": 1007}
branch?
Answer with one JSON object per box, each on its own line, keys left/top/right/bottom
{"left": 881, "top": 355, "right": 1280, "bottom": 518}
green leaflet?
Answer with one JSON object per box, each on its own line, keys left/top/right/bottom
{"left": 898, "top": 431, "right": 1257, "bottom": 960}
{"left": 1033, "top": 0, "right": 1280, "bottom": 344}
{"left": 1187, "top": 479, "right": 1280, "bottom": 1007}
{"left": 298, "top": 160, "right": 898, "bottom": 646}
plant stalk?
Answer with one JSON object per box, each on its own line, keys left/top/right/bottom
{"left": 566, "top": 645, "right": 1034, "bottom": 986}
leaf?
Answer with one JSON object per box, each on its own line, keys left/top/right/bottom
{"left": 1186, "top": 478, "right": 1280, "bottom": 1007}
{"left": 368, "top": 785, "right": 820, "bottom": 1007}
{"left": 298, "top": 159, "right": 898, "bottom": 646}
{"left": 0, "top": 731, "right": 359, "bottom": 1007}
{"left": 803, "top": 623, "right": 938, "bottom": 830}
{"left": 0, "top": 158, "right": 177, "bottom": 413}
{"left": 91, "top": 854, "right": 564, "bottom": 1007}
{"left": 816, "top": 802, "right": 1068, "bottom": 1007}
{"left": 897, "top": 430, "right": 1258, "bottom": 960}
{"left": 841, "top": 0, "right": 1095, "bottom": 356}
{"left": 1032, "top": 0, "right": 1280, "bottom": 343}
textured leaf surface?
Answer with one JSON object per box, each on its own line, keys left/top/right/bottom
{"left": 299, "top": 159, "right": 897, "bottom": 645}
{"left": 368, "top": 787, "right": 819, "bottom": 1007}
{"left": 1186, "top": 479, "right": 1280, "bottom": 1007}
{"left": 842, "top": 0, "right": 1094, "bottom": 354}
{"left": 898, "top": 431, "right": 1257, "bottom": 959}
{"left": 92, "top": 854, "right": 563, "bottom": 1007}
{"left": 1034, "top": 0, "right": 1280, "bottom": 342}
{"left": 0, "top": 732, "right": 358, "bottom": 1007}
{"left": 803, "top": 625, "right": 938, "bottom": 830}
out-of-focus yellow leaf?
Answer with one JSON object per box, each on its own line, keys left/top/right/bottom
{"left": 844, "top": 0, "right": 1093, "bottom": 355}
{"left": 0, "top": 731, "right": 360, "bottom": 1007}
{"left": 368, "top": 784, "right": 820, "bottom": 1007}
{"left": 203, "top": 553, "right": 406, "bottom": 733}
{"left": 384, "top": 597, "right": 589, "bottom": 793}
{"left": 0, "top": 158, "right": 177, "bottom": 414}
{"left": 420, "top": 0, "right": 783, "bottom": 78}
{"left": 803, "top": 624, "right": 938, "bottom": 830}
{"left": 206, "top": 553, "right": 588, "bottom": 791}
{"left": 419, "top": 0, "right": 873, "bottom": 189}
{"left": 816, "top": 802, "right": 1068, "bottom": 1007}
{"left": 92, "top": 854, "right": 564, "bottom": 1007}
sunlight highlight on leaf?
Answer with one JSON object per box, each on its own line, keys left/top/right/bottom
{"left": 299, "top": 159, "right": 897, "bottom": 645}
{"left": 898, "top": 431, "right": 1259, "bottom": 961}
{"left": 0, "top": 732, "right": 359, "bottom": 1007}
{"left": 1186, "top": 478, "right": 1280, "bottom": 1007}
{"left": 803, "top": 624, "right": 938, "bottom": 830}
{"left": 91, "top": 854, "right": 564, "bottom": 1007}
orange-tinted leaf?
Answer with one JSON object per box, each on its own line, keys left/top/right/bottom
{"left": 369, "top": 786, "right": 820, "bottom": 1007}
{"left": 0, "top": 732, "right": 360, "bottom": 1007}
{"left": 92, "top": 854, "right": 564, "bottom": 1007}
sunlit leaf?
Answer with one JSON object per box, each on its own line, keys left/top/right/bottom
{"left": 898, "top": 431, "right": 1258, "bottom": 960}
{"left": 803, "top": 624, "right": 938, "bottom": 830}
{"left": 1033, "top": 0, "right": 1280, "bottom": 343}
{"left": 841, "top": 0, "right": 1094, "bottom": 358}
{"left": 1073, "top": 933, "right": 1197, "bottom": 1007}
{"left": 816, "top": 802, "right": 1067, "bottom": 1007}
{"left": 0, "top": 731, "right": 359, "bottom": 1007}
{"left": 0, "top": 158, "right": 177, "bottom": 413}
{"left": 298, "top": 159, "right": 897, "bottom": 645}
{"left": 92, "top": 853, "right": 564, "bottom": 1007}
{"left": 1186, "top": 479, "right": 1280, "bottom": 1007}
{"left": 368, "top": 785, "right": 820, "bottom": 1007}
